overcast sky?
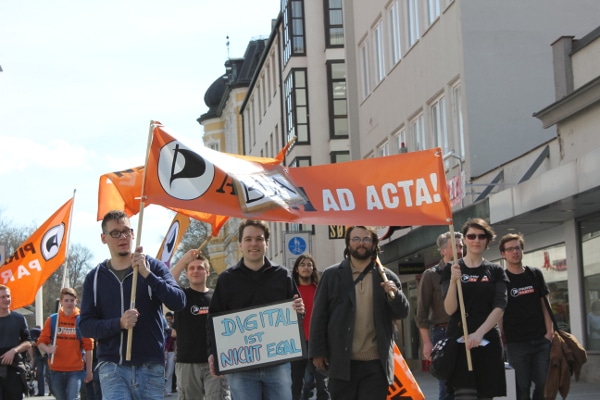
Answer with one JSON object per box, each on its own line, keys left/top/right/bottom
{"left": 0, "top": 0, "right": 280, "bottom": 268}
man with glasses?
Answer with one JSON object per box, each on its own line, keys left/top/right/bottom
{"left": 80, "top": 210, "right": 185, "bottom": 400}
{"left": 309, "top": 226, "right": 409, "bottom": 400}
{"left": 416, "top": 231, "right": 463, "bottom": 400}
{"left": 499, "top": 233, "right": 553, "bottom": 400}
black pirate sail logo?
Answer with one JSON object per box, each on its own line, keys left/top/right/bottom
{"left": 40, "top": 223, "right": 66, "bottom": 261}
{"left": 159, "top": 220, "right": 180, "bottom": 264}
{"left": 157, "top": 141, "right": 215, "bottom": 200}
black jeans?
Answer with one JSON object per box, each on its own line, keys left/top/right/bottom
{"left": 328, "top": 360, "right": 387, "bottom": 400}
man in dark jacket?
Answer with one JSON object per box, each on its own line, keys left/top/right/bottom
{"left": 309, "top": 226, "right": 410, "bottom": 400}
{"left": 208, "top": 219, "right": 305, "bottom": 400}
{"left": 80, "top": 210, "right": 186, "bottom": 400}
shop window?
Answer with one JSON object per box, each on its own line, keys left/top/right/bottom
{"left": 580, "top": 214, "right": 600, "bottom": 350}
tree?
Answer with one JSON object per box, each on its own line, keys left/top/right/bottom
{"left": 171, "top": 219, "right": 211, "bottom": 287}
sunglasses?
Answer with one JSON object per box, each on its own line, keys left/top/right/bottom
{"left": 465, "top": 233, "right": 487, "bottom": 241}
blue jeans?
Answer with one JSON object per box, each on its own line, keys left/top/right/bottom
{"left": 98, "top": 362, "right": 164, "bottom": 400}
{"left": 506, "top": 337, "right": 551, "bottom": 400}
{"left": 49, "top": 370, "right": 83, "bottom": 400}
{"left": 432, "top": 325, "right": 454, "bottom": 400}
{"left": 228, "top": 362, "right": 292, "bottom": 400}
{"left": 34, "top": 356, "right": 48, "bottom": 395}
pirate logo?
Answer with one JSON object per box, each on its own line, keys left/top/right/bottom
{"left": 40, "top": 223, "right": 66, "bottom": 261}
{"left": 159, "top": 220, "right": 180, "bottom": 264}
{"left": 157, "top": 140, "right": 215, "bottom": 200}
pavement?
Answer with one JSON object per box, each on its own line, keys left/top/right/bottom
{"left": 30, "top": 371, "right": 600, "bottom": 399}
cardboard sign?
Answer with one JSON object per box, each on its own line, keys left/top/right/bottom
{"left": 210, "top": 300, "right": 306, "bottom": 374}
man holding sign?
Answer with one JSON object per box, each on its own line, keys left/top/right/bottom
{"left": 208, "top": 220, "right": 305, "bottom": 400}
{"left": 309, "top": 226, "right": 409, "bottom": 400}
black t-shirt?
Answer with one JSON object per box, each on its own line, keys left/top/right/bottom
{"left": 0, "top": 311, "right": 31, "bottom": 355}
{"left": 503, "top": 266, "right": 549, "bottom": 343}
{"left": 173, "top": 287, "right": 212, "bottom": 363}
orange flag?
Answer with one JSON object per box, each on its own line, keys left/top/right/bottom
{"left": 0, "top": 198, "right": 73, "bottom": 309}
{"left": 144, "top": 125, "right": 452, "bottom": 226}
{"left": 156, "top": 212, "right": 190, "bottom": 268}
{"left": 97, "top": 167, "right": 228, "bottom": 236}
{"left": 388, "top": 343, "right": 425, "bottom": 400}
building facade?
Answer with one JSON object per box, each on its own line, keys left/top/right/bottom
{"left": 198, "top": 0, "right": 600, "bottom": 380}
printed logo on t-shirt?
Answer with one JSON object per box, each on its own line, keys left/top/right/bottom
{"left": 461, "top": 274, "right": 489, "bottom": 283}
{"left": 510, "top": 285, "right": 535, "bottom": 297}
{"left": 190, "top": 305, "right": 209, "bottom": 315}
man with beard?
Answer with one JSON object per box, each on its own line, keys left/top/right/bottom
{"left": 309, "top": 226, "right": 409, "bottom": 400}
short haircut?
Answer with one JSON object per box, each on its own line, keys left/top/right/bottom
{"left": 0, "top": 284, "right": 9, "bottom": 292}
{"left": 101, "top": 210, "right": 129, "bottom": 232}
{"left": 499, "top": 233, "right": 525, "bottom": 252}
{"left": 60, "top": 287, "right": 78, "bottom": 299}
{"left": 238, "top": 219, "right": 270, "bottom": 242}
{"left": 165, "top": 311, "right": 174, "bottom": 317}
{"left": 436, "top": 231, "right": 464, "bottom": 251}
{"left": 186, "top": 254, "right": 211, "bottom": 272}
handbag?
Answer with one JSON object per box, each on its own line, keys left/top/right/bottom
{"left": 429, "top": 336, "right": 459, "bottom": 380}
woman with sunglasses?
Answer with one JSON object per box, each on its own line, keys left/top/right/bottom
{"left": 440, "top": 218, "right": 509, "bottom": 399}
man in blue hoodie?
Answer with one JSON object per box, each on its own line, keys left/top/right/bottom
{"left": 80, "top": 210, "right": 186, "bottom": 400}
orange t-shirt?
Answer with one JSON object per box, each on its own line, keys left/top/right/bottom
{"left": 38, "top": 308, "right": 94, "bottom": 372}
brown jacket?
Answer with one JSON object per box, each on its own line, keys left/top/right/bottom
{"left": 544, "top": 330, "right": 587, "bottom": 400}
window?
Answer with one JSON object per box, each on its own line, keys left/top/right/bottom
{"left": 394, "top": 128, "right": 407, "bottom": 153}
{"left": 359, "top": 39, "right": 371, "bottom": 99}
{"left": 283, "top": 0, "right": 306, "bottom": 65}
{"left": 330, "top": 151, "right": 350, "bottom": 163}
{"left": 373, "top": 21, "right": 385, "bottom": 84}
{"left": 325, "top": 0, "right": 344, "bottom": 47}
{"left": 407, "top": 0, "right": 420, "bottom": 47}
{"left": 378, "top": 140, "right": 389, "bottom": 157}
{"left": 388, "top": 0, "right": 402, "bottom": 65}
{"left": 431, "top": 95, "right": 448, "bottom": 161}
{"left": 327, "top": 61, "right": 348, "bottom": 138}
{"left": 289, "top": 156, "right": 311, "bottom": 167}
{"left": 580, "top": 214, "right": 600, "bottom": 351}
{"left": 427, "top": 0, "right": 441, "bottom": 25}
{"left": 452, "top": 83, "right": 466, "bottom": 160}
{"left": 207, "top": 140, "right": 220, "bottom": 152}
{"left": 411, "top": 113, "right": 426, "bottom": 151}
{"left": 284, "top": 69, "right": 310, "bottom": 144}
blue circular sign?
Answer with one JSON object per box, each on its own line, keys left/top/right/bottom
{"left": 288, "top": 236, "right": 307, "bottom": 255}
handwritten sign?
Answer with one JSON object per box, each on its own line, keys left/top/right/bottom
{"left": 209, "top": 300, "right": 306, "bottom": 374}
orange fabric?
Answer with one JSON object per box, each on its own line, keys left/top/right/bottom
{"left": 97, "top": 166, "right": 228, "bottom": 236}
{"left": 38, "top": 308, "right": 93, "bottom": 372}
{"left": 143, "top": 126, "right": 452, "bottom": 227}
{"left": 0, "top": 198, "right": 73, "bottom": 309}
{"left": 156, "top": 212, "right": 190, "bottom": 266}
{"left": 387, "top": 343, "right": 425, "bottom": 400}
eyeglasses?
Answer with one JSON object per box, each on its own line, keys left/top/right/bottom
{"left": 299, "top": 262, "right": 313, "bottom": 268}
{"left": 503, "top": 246, "right": 522, "bottom": 253}
{"left": 465, "top": 233, "right": 487, "bottom": 241}
{"left": 104, "top": 228, "right": 134, "bottom": 239}
{"left": 351, "top": 237, "right": 373, "bottom": 244}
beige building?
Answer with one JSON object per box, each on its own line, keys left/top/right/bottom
{"left": 198, "top": 0, "right": 600, "bottom": 379}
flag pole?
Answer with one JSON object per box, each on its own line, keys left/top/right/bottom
{"left": 51, "top": 189, "right": 76, "bottom": 365}
{"left": 126, "top": 120, "right": 156, "bottom": 361}
{"left": 449, "top": 223, "right": 473, "bottom": 371}
{"left": 374, "top": 256, "right": 395, "bottom": 299}
{"left": 196, "top": 236, "right": 212, "bottom": 252}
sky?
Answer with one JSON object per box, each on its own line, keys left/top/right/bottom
{"left": 0, "top": 0, "right": 280, "bottom": 267}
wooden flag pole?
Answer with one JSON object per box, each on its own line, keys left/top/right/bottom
{"left": 449, "top": 224, "right": 473, "bottom": 371}
{"left": 126, "top": 120, "right": 156, "bottom": 361}
{"left": 197, "top": 236, "right": 212, "bottom": 252}
{"left": 51, "top": 189, "right": 76, "bottom": 365}
{"left": 375, "top": 256, "right": 395, "bottom": 299}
